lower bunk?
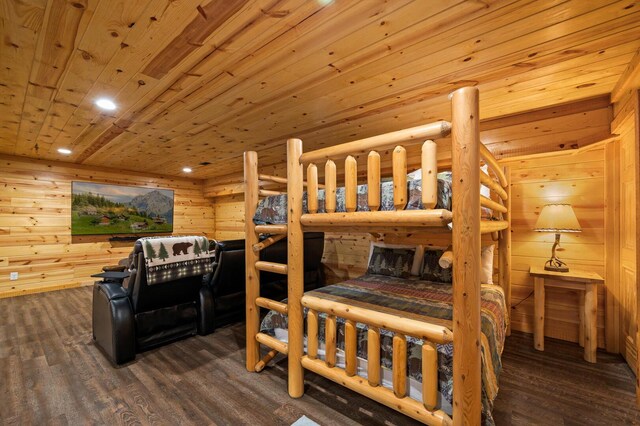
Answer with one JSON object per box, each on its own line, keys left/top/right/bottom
{"left": 259, "top": 274, "right": 507, "bottom": 425}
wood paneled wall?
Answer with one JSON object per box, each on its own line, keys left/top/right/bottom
{"left": 213, "top": 194, "right": 245, "bottom": 241}
{"left": 0, "top": 155, "right": 214, "bottom": 298}
{"left": 501, "top": 148, "right": 606, "bottom": 347}
{"left": 612, "top": 89, "right": 639, "bottom": 371}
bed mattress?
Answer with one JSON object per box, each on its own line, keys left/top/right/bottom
{"left": 260, "top": 274, "right": 507, "bottom": 425}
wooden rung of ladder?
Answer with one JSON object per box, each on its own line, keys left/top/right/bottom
{"left": 255, "top": 261, "right": 288, "bottom": 275}
{"left": 255, "top": 224, "right": 288, "bottom": 234}
{"left": 259, "top": 189, "right": 284, "bottom": 197}
{"left": 256, "top": 332, "right": 288, "bottom": 354}
{"left": 254, "top": 349, "right": 278, "bottom": 372}
{"left": 252, "top": 234, "right": 286, "bottom": 253}
{"left": 256, "top": 297, "right": 288, "bottom": 315}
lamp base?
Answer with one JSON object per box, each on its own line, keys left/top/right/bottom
{"left": 544, "top": 264, "right": 569, "bottom": 272}
{"left": 544, "top": 257, "right": 569, "bottom": 273}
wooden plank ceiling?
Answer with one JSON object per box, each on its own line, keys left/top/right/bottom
{"left": 1, "top": 0, "right": 638, "bottom": 179}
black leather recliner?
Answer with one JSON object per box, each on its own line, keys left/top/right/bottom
{"left": 92, "top": 238, "right": 214, "bottom": 365}
{"left": 203, "top": 232, "right": 324, "bottom": 331}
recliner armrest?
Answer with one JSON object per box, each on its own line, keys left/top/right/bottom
{"left": 197, "top": 286, "right": 215, "bottom": 335}
{"left": 96, "top": 282, "right": 129, "bottom": 300}
{"left": 92, "top": 281, "right": 135, "bottom": 365}
{"left": 103, "top": 265, "right": 127, "bottom": 273}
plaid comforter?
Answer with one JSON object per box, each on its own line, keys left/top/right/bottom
{"left": 260, "top": 274, "right": 507, "bottom": 425}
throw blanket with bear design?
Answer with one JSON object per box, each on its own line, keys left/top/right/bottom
{"left": 138, "top": 236, "right": 214, "bottom": 285}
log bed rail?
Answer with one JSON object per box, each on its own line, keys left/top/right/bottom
{"left": 244, "top": 87, "right": 511, "bottom": 425}
{"left": 301, "top": 294, "right": 453, "bottom": 425}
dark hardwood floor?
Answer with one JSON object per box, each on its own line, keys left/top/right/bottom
{"left": 1, "top": 287, "right": 639, "bottom": 425}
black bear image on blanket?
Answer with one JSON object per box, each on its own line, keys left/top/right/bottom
{"left": 139, "top": 236, "right": 213, "bottom": 284}
{"left": 172, "top": 242, "right": 193, "bottom": 256}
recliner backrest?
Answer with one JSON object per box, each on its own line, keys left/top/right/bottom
{"left": 208, "top": 232, "right": 325, "bottom": 297}
{"left": 129, "top": 238, "right": 210, "bottom": 314}
{"left": 208, "top": 239, "right": 245, "bottom": 297}
{"left": 260, "top": 232, "right": 325, "bottom": 283}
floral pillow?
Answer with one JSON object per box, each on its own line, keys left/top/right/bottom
{"left": 420, "top": 249, "right": 452, "bottom": 283}
{"left": 367, "top": 246, "right": 416, "bottom": 278}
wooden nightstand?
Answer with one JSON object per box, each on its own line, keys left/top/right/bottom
{"left": 529, "top": 266, "right": 604, "bottom": 363}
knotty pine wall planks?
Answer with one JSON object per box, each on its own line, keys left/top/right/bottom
{"left": 0, "top": 155, "right": 214, "bottom": 298}
{"left": 611, "top": 88, "right": 639, "bottom": 371}
{"left": 501, "top": 147, "right": 606, "bottom": 348}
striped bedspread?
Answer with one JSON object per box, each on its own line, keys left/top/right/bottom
{"left": 260, "top": 274, "right": 507, "bottom": 425}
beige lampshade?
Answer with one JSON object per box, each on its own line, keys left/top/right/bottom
{"left": 534, "top": 204, "right": 581, "bottom": 233}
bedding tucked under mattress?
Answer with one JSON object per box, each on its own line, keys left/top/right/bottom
{"left": 254, "top": 178, "right": 452, "bottom": 225}
{"left": 260, "top": 274, "right": 507, "bottom": 425}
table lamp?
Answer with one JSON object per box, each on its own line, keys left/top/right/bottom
{"left": 533, "top": 204, "right": 581, "bottom": 272}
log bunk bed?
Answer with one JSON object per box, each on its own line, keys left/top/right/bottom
{"left": 243, "top": 87, "right": 512, "bottom": 425}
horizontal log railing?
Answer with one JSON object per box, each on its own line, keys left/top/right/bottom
{"left": 259, "top": 173, "right": 325, "bottom": 189}
{"left": 299, "top": 121, "right": 451, "bottom": 163}
{"left": 300, "top": 210, "right": 453, "bottom": 228}
{"left": 300, "top": 295, "right": 453, "bottom": 425}
{"left": 301, "top": 296, "right": 453, "bottom": 345}
{"left": 297, "top": 125, "right": 508, "bottom": 232}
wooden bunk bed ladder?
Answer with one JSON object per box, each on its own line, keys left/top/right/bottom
{"left": 244, "top": 151, "right": 292, "bottom": 373}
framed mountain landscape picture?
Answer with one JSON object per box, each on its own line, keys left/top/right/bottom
{"left": 71, "top": 182, "right": 174, "bottom": 235}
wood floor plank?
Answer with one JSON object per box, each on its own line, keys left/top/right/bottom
{"left": 1, "top": 287, "right": 639, "bottom": 425}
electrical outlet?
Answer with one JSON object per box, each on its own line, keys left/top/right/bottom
{"left": 9, "top": 272, "right": 18, "bottom": 281}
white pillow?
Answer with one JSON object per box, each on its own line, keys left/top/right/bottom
{"left": 368, "top": 241, "right": 422, "bottom": 276}
{"left": 481, "top": 244, "right": 494, "bottom": 284}
{"left": 480, "top": 164, "right": 490, "bottom": 199}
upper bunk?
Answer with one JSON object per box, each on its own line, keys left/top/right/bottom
{"left": 247, "top": 91, "right": 510, "bottom": 236}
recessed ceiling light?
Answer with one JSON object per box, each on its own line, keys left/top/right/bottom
{"left": 182, "top": 167, "right": 192, "bottom": 173}
{"left": 95, "top": 98, "right": 117, "bottom": 111}
{"left": 57, "top": 148, "right": 72, "bottom": 155}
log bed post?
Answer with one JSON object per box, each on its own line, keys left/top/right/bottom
{"left": 287, "top": 138, "right": 305, "bottom": 398}
{"left": 244, "top": 151, "right": 260, "bottom": 371}
{"left": 451, "top": 87, "right": 481, "bottom": 424}
{"left": 499, "top": 166, "right": 512, "bottom": 336}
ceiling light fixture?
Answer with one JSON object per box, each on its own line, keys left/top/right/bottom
{"left": 182, "top": 167, "right": 193, "bottom": 173}
{"left": 95, "top": 98, "right": 117, "bottom": 111}
{"left": 57, "top": 148, "right": 72, "bottom": 155}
